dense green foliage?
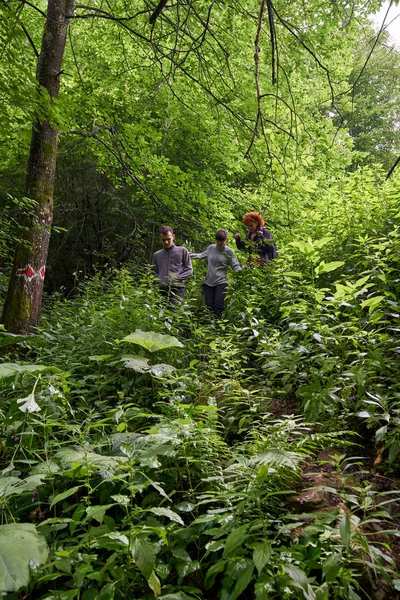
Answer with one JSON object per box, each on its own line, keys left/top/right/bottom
{"left": 1, "top": 167, "right": 400, "bottom": 598}
{"left": 2, "top": 0, "right": 400, "bottom": 596}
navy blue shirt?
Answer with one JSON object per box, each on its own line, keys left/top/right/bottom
{"left": 235, "top": 227, "right": 277, "bottom": 263}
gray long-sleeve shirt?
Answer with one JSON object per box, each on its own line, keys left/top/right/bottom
{"left": 190, "top": 244, "right": 241, "bottom": 286}
{"left": 152, "top": 245, "right": 193, "bottom": 289}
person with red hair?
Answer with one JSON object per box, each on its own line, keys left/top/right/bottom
{"left": 234, "top": 212, "right": 277, "bottom": 265}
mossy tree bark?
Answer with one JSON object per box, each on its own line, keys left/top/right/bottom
{"left": 2, "top": 0, "right": 75, "bottom": 334}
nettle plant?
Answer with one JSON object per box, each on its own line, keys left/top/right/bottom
{"left": 118, "top": 329, "right": 184, "bottom": 379}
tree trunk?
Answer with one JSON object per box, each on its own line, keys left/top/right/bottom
{"left": 2, "top": 0, "right": 74, "bottom": 334}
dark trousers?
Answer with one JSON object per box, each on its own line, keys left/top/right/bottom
{"left": 159, "top": 285, "right": 184, "bottom": 307}
{"left": 203, "top": 283, "right": 227, "bottom": 318}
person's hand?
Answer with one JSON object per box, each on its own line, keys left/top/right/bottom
{"left": 234, "top": 233, "right": 241, "bottom": 240}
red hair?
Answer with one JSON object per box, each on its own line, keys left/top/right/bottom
{"left": 243, "top": 212, "right": 264, "bottom": 227}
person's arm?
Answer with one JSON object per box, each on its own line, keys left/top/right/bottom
{"left": 190, "top": 248, "right": 209, "bottom": 260}
{"left": 179, "top": 248, "right": 193, "bottom": 281}
{"left": 234, "top": 234, "right": 246, "bottom": 251}
{"left": 151, "top": 253, "right": 160, "bottom": 282}
{"left": 229, "top": 250, "right": 242, "bottom": 271}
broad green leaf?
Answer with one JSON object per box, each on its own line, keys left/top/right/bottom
{"left": 111, "top": 494, "right": 130, "bottom": 505}
{"left": 176, "top": 560, "right": 200, "bottom": 579}
{"left": 284, "top": 564, "right": 310, "bottom": 590}
{"left": 50, "top": 486, "right": 83, "bottom": 508}
{"left": 121, "top": 330, "right": 184, "bottom": 353}
{"left": 149, "top": 507, "right": 184, "bottom": 525}
{"left": 101, "top": 532, "right": 129, "bottom": 546}
{"left": 55, "top": 447, "right": 126, "bottom": 471}
{"left": 360, "top": 296, "right": 385, "bottom": 313}
{"left": 31, "top": 460, "right": 60, "bottom": 475}
{"left": 354, "top": 275, "right": 371, "bottom": 289}
{"left": 147, "top": 569, "right": 161, "bottom": 597}
{"left": 232, "top": 564, "right": 254, "bottom": 600}
{"left": 98, "top": 583, "right": 115, "bottom": 600}
{"left": 120, "top": 355, "right": 150, "bottom": 372}
{"left": 204, "top": 559, "right": 227, "bottom": 589}
{"left": 131, "top": 539, "right": 158, "bottom": 579}
{"left": 85, "top": 504, "right": 114, "bottom": 524}
{"left": 388, "top": 441, "right": 400, "bottom": 464}
{"left": 37, "top": 518, "right": 73, "bottom": 527}
{"left": 322, "top": 553, "right": 342, "bottom": 582}
{"left": 149, "top": 363, "right": 176, "bottom": 377}
{"left": 0, "top": 332, "right": 29, "bottom": 348}
{"left": 222, "top": 524, "right": 249, "bottom": 558}
{"left": 375, "top": 425, "right": 388, "bottom": 443}
{"left": 315, "top": 582, "right": 329, "bottom": 600}
{"left": 0, "top": 523, "right": 48, "bottom": 592}
{"left": 253, "top": 542, "right": 272, "bottom": 574}
{"left": 0, "top": 363, "right": 47, "bottom": 378}
{"left": 0, "top": 474, "right": 46, "bottom": 499}
{"left": 315, "top": 261, "right": 344, "bottom": 275}
{"left": 284, "top": 564, "right": 316, "bottom": 599}
{"left": 0, "top": 477, "right": 23, "bottom": 499}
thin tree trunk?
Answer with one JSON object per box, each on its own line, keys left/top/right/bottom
{"left": 2, "top": 0, "right": 74, "bottom": 334}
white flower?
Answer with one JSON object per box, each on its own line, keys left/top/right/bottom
{"left": 17, "top": 393, "right": 41, "bottom": 413}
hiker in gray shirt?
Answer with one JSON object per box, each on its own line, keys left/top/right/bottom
{"left": 152, "top": 225, "right": 193, "bottom": 304}
{"left": 190, "top": 229, "right": 241, "bottom": 318}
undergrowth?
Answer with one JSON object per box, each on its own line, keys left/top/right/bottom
{"left": 1, "top": 173, "right": 400, "bottom": 598}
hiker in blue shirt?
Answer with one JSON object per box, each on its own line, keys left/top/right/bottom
{"left": 190, "top": 230, "right": 241, "bottom": 318}
{"left": 235, "top": 212, "right": 277, "bottom": 265}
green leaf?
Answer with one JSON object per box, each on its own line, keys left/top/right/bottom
{"left": 121, "top": 330, "right": 184, "bottom": 353}
{"left": 322, "top": 553, "right": 342, "bottom": 582}
{"left": 0, "top": 331, "right": 29, "bottom": 348}
{"left": 147, "top": 569, "right": 161, "bottom": 597}
{"left": 131, "top": 539, "right": 158, "bottom": 579}
{"left": 50, "top": 486, "right": 82, "bottom": 508}
{"left": 0, "top": 523, "right": 48, "bottom": 592}
{"left": 388, "top": 441, "right": 400, "bottom": 464}
{"left": 339, "top": 513, "right": 351, "bottom": 547}
{"left": 223, "top": 524, "right": 249, "bottom": 558}
{"left": 204, "top": 559, "right": 227, "bottom": 589}
{"left": 360, "top": 296, "right": 385, "bottom": 313}
{"left": 315, "top": 261, "right": 344, "bottom": 275}
{"left": 98, "top": 583, "right": 115, "bottom": 600}
{"left": 0, "top": 363, "right": 47, "bottom": 378}
{"left": 283, "top": 564, "right": 310, "bottom": 592}
{"left": 315, "top": 582, "right": 329, "bottom": 600}
{"left": 253, "top": 542, "right": 272, "bottom": 574}
{"left": 149, "top": 363, "right": 176, "bottom": 377}
{"left": 232, "top": 564, "right": 254, "bottom": 600}
{"left": 120, "top": 355, "right": 150, "bottom": 372}
{"left": 85, "top": 504, "right": 114, "bottom": 524}
{"left": 354, "top": 275, "right": 371, "bottom": 289}
{"left": 375, "top": 425, "right": 388, "bottom": 443}
{"left": 149, "top": 507, "right": 184, "bottom": 525}
{"left": 55, "top": 447, "right": 126, "bottom": 471}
